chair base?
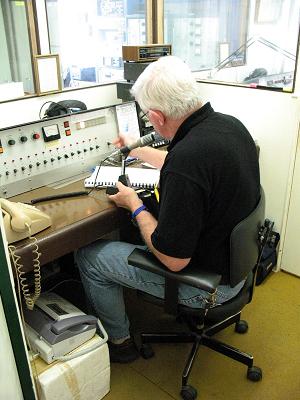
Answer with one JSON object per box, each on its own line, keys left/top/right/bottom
{"left": 140, "top": 312, "right": 261, "bottom": 399}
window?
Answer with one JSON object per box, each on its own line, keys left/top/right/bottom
{"left": 164, "top": 0, "right": 249, "bottom": 71}
{"left": 45, "top": 0, "right": 146, "bottom": 89}
{"left": 0, "top": 0, "right": 35, "bottom": 100}
{"left": 164, "top": 0, "right": 300, "bottom": 91}
{"left": 0, "top": 0, "right": 299, "bottom": 103}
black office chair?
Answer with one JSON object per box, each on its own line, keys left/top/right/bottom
{"left": 128, "top": 188, "right": 266, "bottom": 400}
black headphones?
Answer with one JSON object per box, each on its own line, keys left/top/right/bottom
{"left": 40, "top": 100, "right": 87, "bottom": 119}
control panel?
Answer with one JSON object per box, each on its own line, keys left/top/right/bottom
{"left": 0, "top": 102, "right": 137, "bottom": 198}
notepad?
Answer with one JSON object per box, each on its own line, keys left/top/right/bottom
{"left": 84, "top": 166, "right": 160, "bottom": 189}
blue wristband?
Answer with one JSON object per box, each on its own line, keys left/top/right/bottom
{"left": 131, "top": 204, "right": 147, "bottom": 219}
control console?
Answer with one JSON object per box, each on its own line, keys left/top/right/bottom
{"left": 0, "top": 102, "right": 137, "bottom": 198}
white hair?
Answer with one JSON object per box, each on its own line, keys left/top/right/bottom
{"left": 130, "top": 56, "right": 202, "bottom": 119}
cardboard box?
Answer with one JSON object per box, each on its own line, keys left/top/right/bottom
{"left": 31, "top": 335, "right": 110, "bottom": 400}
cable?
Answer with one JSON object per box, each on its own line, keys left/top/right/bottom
{"left": 30, "top": 191, "right": 89, "bottom": 204}
{"left": 29, "top": 156, "right": 114, "bottom": 203}
{"left": 87, "top": 154, "right": 113, "bottom": 195}
{"left": 8, "top": 224, "right": 41, "bottom": 310}
{"left": 42, "top": 278, "right": 82, "bottom": 295}
{"left": 39, "top": 101, "right": 55, "bottom": 119}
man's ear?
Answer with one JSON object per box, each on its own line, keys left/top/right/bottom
{"left": 148, "top": 110, "right": 165, "bottom": 126}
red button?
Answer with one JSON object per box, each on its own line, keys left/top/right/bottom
{"left": 32, "top": 133, "right": 40, "bottom": 140}
{"left": 65, "top": 129, "right": 71, "bottom": 136}
{"left": 64, "top": 121, "right": 70, "bottom": 128}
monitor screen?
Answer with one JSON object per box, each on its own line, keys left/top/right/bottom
{"left": 115, "top": 102, "right": 140, "bottom": 142}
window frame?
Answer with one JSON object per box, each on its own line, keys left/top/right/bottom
{"left": 0, "top": 0, "right": 299, "bottom": 104}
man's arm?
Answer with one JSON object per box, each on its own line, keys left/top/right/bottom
{"left": 135, "top": 210, "right": 191, "bottom": 271}
{"left": 113, "top": 135, "right": 167, "bottom": 169}
{"left": 131, "top": 146, "right": 167, "bottom": 170}
{"left": 110, "top": 181, "right": 190, "bottom": 271}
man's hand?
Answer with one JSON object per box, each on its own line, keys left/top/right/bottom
{"left": 112, "top": 134, "right": 135, "bottom": 150}
{"left": 107, "top": 181, "right": 142, "bottom": 212}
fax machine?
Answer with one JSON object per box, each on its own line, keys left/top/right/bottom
{"left": 23, "top": 292, "right": 107, "bottom": 364}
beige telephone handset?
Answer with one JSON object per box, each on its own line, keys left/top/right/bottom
{"left": 0, "top": 198, "right": 52, "bottom": 309}
{"left": 0, "top": 198, "right": 51, "bottom": 244}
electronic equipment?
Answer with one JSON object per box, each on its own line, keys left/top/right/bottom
{"left": 124, "top": 62, "right": 151, "bottom": 82}
{"left": 116, "top": 81, "right": 133, "bottom": 101}
{"left": 0, "top": 198, "right": 51, "bottom": 244}
{"left": 23, "top": 292, "right": 108, "bottom": 364}
{"left": 42, "top": 100, "right": 87, "bottom": 118}
{"left": 122, "top": 44, "right": 172, "bottom": 62}
{"left": 0, "top": 101, "right": 139, "bottom": 198}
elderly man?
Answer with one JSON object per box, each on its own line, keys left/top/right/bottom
{"left": 75, "top": 56, "right": 260, "bottom": 363}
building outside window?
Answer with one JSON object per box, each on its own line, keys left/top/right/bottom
{"left": 0, "top": 0, "right": 299, "bottom": 102}
{"left": 164, "top": 0, "right": 300, "bottom": 90}
{"left": 45, "top": 0, "right": 146, "bottom": 89}
{"left": 0, "top": 0, "right": 35, "bottom": 100}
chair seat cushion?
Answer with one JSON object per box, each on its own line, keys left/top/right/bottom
{"left": 137, "top": 271, "right": 253, "bottom": 324}
{"left": 205, "top": 271, "right": 253, "bottom": 322}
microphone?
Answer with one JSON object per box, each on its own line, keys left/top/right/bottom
{"left": 110, "top": 132, "right": 156, "bottom": 157}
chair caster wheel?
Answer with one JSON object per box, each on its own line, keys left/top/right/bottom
{"left": 235, "top": 320, "right": 248, "bottom": 333}
{"left": 247, "top": 366, "right": 262, "bottom": 382}
{"left": 140, "top": 343, "right": 155, "bottom": 359}
{"left": 180, "top": 385, "right": 197, "bottom": 400}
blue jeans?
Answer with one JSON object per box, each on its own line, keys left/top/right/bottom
{"left": 75, "top": 240, "right": 245, "bottom": 340}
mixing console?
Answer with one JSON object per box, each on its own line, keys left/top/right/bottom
{"left": 0, "top": 102, "right": 137, "bottom": 198}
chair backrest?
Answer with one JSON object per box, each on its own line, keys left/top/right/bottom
{"left": 229, "top": 187, "right": 265, "bottom": 287}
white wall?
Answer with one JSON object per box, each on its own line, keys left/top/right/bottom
{"left": 196, "top": 82, "right": 300, "bottom": 233}
{"left": 0, "top": 84, "right": 120, "bottom": 129}
{"left": 195, "top": 42, "right": 300, "bottom": 269}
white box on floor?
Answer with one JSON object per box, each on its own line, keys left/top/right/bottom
{"left": 31, "top": 335, "right": 110, "bottom": 400}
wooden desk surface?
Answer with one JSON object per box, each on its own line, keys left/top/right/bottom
{"left": 9, "top": 180, "right": 128, "bottom": 273}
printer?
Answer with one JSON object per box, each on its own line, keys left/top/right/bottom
{"left": 23, "top": 292, "right": 107, "bottom": 364}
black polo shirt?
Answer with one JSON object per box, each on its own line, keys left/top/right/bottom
{"left": 151, "top": 102, "right": 260, "bottom": 284}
